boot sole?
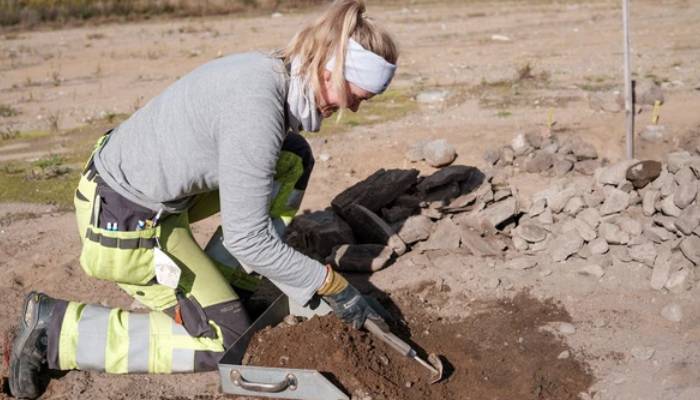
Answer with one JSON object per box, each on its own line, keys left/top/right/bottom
{"left": 9, "top": 291, "right": 42, "bottom": 399}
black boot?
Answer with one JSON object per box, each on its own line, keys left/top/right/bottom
{"left": 9, "top": 292, "right": 60, "bottom": 399}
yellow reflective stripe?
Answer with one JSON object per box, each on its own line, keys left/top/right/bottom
{"left": 105, "top": 308, "right": 129, "bottom": 374}
{"left": 170, "top": 321, "right": 225, "bottom": 353}
{"left": 58, "top": 302, "right": 85, "bottom": 370}
{"left": 149, "top": 312, "right": 173, "bottom": 373}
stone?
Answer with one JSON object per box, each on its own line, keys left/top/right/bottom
{"left": 459, "top": 227, "right": 502, "bottom": 257}
{"left": 679, "top": 236, "right": 700, "bottom": 265}
{"left": 483, "top": 149, "right": 500, "bottom": 165}
{"left": 422, "top": 218, "right": 461, "bottom": 251}
{"left": 660, "top": 304, "right": 683, "bottom": 322}
{"left": 674, "top": 166, "right": 696, "bottom": 186}
{"left": 286, "top": 210, "right": 355, "bottom": 259}
{"left": 650, "top": 249, "right": 672, "bottom": 290}
{"left": 572, "top": 218, "right": 597, "bottom": 241}
{"left": 674, "top": 180, "right": 697, "bottom": 209}
{"left": 382, "top": 206, "right": 414, "bottom": 223}
{"left": 514, "top": 222, "right": 548, "bottom": 243}
{"left": 524, "top": 151, "right": 554, "bottom": 173}
{"left": 599, "top": 222, "right": 630, "bottom": 245}
{"left": 665, "top": 269, "right": 691, "bottom": 293}
{"left": 644, "top": 225, "right": 674, "bottom": 243}
{"left": 551, "top": 157, "right": 573, "bottom": 176}
{"left": 423, "top": 139, "right": 458, "bottom": 167}
{"left": 564, "top": 197, "right": 585, "bottom": 216}
{"left": 529, "top": 198, "right": 547, "bottom": 216}
{"left": 493, "top": 189, "right": 512, "bottom": 202}
{"left": 666, "top": 151, "right": 693, "bottom": 173}
{"left": 557, "top": 350, "right": 571, "bottom": 360}
{"left": 583, "top": 190, "right": 605, "bottom": 208}
{"left": 574, "top": 160, "right": 599, "bottom": 176}
{"left": 417, "top": 165, "right": 482, "bottom": 192}
{"left": 589, "top": 238, "right": 609, "bottom": 255}
{"left": 640, "top": 125, "right": 667, "bottom": 142}
{"left": 628, "top": 242, "right": 657, "bottom": 266}
{"left": 477, "top": 197, "right": 518, "bottom": 229}
{"left": 511, "top": 133, "right": 533, "bottom": 156}
{"left": 616, "top": 216, "right": 643, "bottom": 237}
{"left": 500, "top": 146, "right": 515, "bottom": 165}
{"left": 660, "top": 177, "right": 677, "bottom": 198}
{"left": 577, "top": 244, "right": 592, "bottom": 259}
{"left": 549, "top": 187, "right": 577, "bottom": 213}
{"left": 505, "top": 256, "right": 539, "bottom": 270}
{"left": 577, "top": 207, "right": 601, "bottom": 228}
{"left": 618, "top": 180, "right": 634, "bottom": 193}
{"left": 558, "top": 322, "right": 576, "bottom": 335}
{"left": 578, "top": 264, "right": 605, "bottom": 279}
{"left": 628, "top": 190, "right": 641, "bottom": 205}
{"left": 332, "top": 169, "right": 419, "bottom": 218}
{"left": 344, "top": 204, "right": 407, "bottom": 256}
{"left": 512, "top": 236, "right": 529, "bottom": 251}
{"left": 572, "top": 141, "right": 598, "bottom": 160}
{"left": 636, "top": 81, "right": 664, "bottom": 105}
{"left": 537, "top": 208, "right": 554, "bottom": 225}
{"left": 643, "top": 190, "right": 660, "bottom": 216}
{"left": 675, "top": 205, "right": 700, "bottom": 235}
{"left": 660, "top": 195, "right": 682, "bottom": 217}
{"left": 630, "top": 347, "right": 655, "bottom": 361}
{"left": 550, "top": 230, "right": 584, "bottom": 262}
{"left": 626, "top": 160, "right": 662, "bottom": 189}
{"left": 327, "top": 244, "right": 393, "bottom": 272}
{"left": 416, "top": 89, "right": 449, "bottom": 103}
{"left": 396, "top": 215, "right": 433, "bottom": 244}
{"left": 600, "top": 188, "right": 630, "bottom": 216}
{"left": 653, "top": 215, "right": 680, "bottom": 233}
{"left": 598, "top": 160, "right": 638, "bottom": 186}
{"left": 405, "top": 140, "right": 429, "bottom": 162}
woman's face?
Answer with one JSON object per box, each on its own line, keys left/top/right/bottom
{"left": 317, "top": 70, "right": 374, "bottom": 118}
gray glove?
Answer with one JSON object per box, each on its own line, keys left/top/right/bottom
{"left": 323, "top": 284, "right": 386, "bottom": 330}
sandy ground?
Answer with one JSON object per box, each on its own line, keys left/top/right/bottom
{"left": 1, "top": 0, "right": 700, "bottom": 399}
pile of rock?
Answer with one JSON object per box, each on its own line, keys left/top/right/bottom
{"left": 286, "top": 165, "right": 507, "bottom": 272}
{"left": 289, "top": 134, "right": 698, "bottom": 295}
{"left": 481, "top": 147, "right": 699, "bottom": 293}
{"left": 483, "top": 132, "right": 601, "bottom": 177}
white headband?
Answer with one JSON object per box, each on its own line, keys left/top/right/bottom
{"left": 325, "top": 38, "right": 396, "bottom": 94}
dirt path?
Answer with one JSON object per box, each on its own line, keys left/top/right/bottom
{"left": 1, "top": 0, "right": 700, "bottom": 399}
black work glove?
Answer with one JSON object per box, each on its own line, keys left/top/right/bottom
{"left": 323, "top": 284, "right": 386, "bottom": 330}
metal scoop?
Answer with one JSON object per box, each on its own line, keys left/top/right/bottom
{"left": 364, "top": 319, "right": 445, "bottom": 384}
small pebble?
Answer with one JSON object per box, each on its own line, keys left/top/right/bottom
{"left": 559, "top": 322, "right": 576, "bottom": 335}
{"left": 540, "top": 269, "right": 553, "bottom": 277}
{"left": 283, "top": 315, "right": 302, "bottom": 326}
{"left": 319, "top": 153, "right": 331, "bottom": 162}
{"left": 405, "top": 381, "right": 413, "bottom": 388}
{"left": 661, "top": 304, "right": 683, "bottom": 322}
{"left": 630, "top": 346, "right": 655, "bottom": 360}
{"left": 379, "top": 355, "right": 389, "bottom": 365}
{"left": 557, "top": 350, "right": 571, "bottom": 359}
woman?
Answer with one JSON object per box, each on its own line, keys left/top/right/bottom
{"left": 9, "top": 1, "right": 398, "bottom": 398}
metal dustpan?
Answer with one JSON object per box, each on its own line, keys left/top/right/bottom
{"left": 218, "top": 295, "right": 349, "bottom": 400}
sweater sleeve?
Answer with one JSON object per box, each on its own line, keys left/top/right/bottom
{"left": 216, "top": 91, "right": 326, "bottom": 305}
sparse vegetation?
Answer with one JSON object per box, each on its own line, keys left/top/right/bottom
{"left": 496, "top": 110, "right": 512, "bottom": 118}
{"left": 0, "top": 0, "right": 327, "bottom": 28}
{"left": 0, "top": 104, "right": 20, "bottom": 118}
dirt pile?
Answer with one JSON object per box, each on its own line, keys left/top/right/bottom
{"left": 245, "top": 290, "right": 593, "bottom": 400}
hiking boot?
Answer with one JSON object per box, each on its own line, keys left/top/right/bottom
{"left": 9, "top": 292, "right": 60, "bottom": 399}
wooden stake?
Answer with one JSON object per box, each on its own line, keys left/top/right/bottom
{"left": 623, "top": 0, "right": 634, "bottom": 159}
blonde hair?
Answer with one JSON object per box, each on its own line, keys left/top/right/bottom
{"left": 282, "top": 0, "right": 398, "bottom": 107}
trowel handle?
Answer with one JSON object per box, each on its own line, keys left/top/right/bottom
{"left": 364, "top": 319, "right": 413, "bottom": 357}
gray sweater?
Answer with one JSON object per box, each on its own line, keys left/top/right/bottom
{"left": 93, "top": 52, "right": 325, "bottom": 305}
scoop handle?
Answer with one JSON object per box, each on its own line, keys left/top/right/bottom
{"left": 364, "top": 319, "right": 413, "bottom": 357}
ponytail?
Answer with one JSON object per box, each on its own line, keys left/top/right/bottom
{"left": 282, "top": 0, "right": 398, "bottom": 107}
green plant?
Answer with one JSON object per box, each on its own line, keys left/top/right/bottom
{"left": 0, "top": 104, "right": 19, "bottom": 117}
{"left": 32, "top": 154, "right": 65, "bottom": 169}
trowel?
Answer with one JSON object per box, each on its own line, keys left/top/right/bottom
{"left": 364, "top": 319, "right": 444, "bottom": 384}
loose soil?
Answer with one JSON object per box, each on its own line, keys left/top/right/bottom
{"left": 246, "top": 289, "right": 593, "bottom": 400}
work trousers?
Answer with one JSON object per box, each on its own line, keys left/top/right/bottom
{"left": 46, "top": 132, "right": 315, "bottom": 374}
